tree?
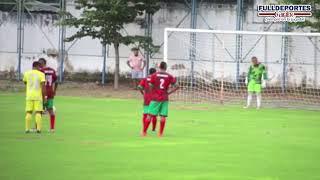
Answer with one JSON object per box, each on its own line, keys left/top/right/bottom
{"left": 61, "top": 0, "right": 160, "bottom": 89}
{"left": 281, "top": 0, "right": 320, "bottom": 32}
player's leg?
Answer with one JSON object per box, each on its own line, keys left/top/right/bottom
{"left": 25, "top": 102, "right": 33, "bottom": 133}
{"left": 34, "top": 100, "right": 44, "bottom": 133}
{"left": 255, "top": 84, "right": 262, "bottom": 109}
{"left": 144, "top": 104, "right": 157, "bottom": 132}
{"left": 46, "top": 99, "right": 56, "bottom": 132}
{"left": 151, "top": 115, "right": 157, "bottom": 132}
{"left": 131, "top": 71, "right": 138, "bottom": 89}
{"left": 35, "top": 100, "right": 48, "bottom": 131}
{"left": 244, "top": 92, "right": 253, "bottom": 108}
{"left": 158, "top": 101, "right": 169, "bottom": 137}
{"left": 143, "top": 101, "right": 160, "bottom": 136}
{"left": 25, "top": 112, "right": 32, "bottom": 133}
{"left": 142, "top": 105, "right": 149, "bottom": 131}
{"left": 244, "top": 81, "right": 254, "bottom": 108}
{"left": 25, "top": 100, "right": 33, "bottom": 133}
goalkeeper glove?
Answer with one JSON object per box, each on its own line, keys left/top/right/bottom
{"left": 262, "top": 80, "right": 267, "bottom": 88}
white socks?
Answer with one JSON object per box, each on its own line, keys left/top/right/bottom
{"left": 246, "top": 92, "right": 253, "bottom": 107}
{"left": 246, "top": 92, "right": 261, "bottom": 108}
{"left": 256, "top": 93, "right": 261, "bottom": 108}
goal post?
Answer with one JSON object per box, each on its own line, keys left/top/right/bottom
{"left": 163, "top": 28, "right": 320, "bottom": 109}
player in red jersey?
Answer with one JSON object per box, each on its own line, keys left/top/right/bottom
{"left": 39, "top": 58, "right": 58, "bottom": 132}
{"left": 137, "top": 68, "right": 157, "bottom": 133}
{"left": 142, "top": 62, "right": 179, "bottom": 137}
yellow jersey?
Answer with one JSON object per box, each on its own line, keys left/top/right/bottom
{"left": 23, "top": 70, "right": 45, "bottom": 101}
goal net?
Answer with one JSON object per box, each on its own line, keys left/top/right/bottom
{"left": 163, "top": 28, "right": 320, "bottom": 109}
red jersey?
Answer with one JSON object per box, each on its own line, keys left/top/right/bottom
{"left": 149, "top": 71, "right": 176, "bottom": 102}
{"left": 138, "top": 76, "right": 153, "bottom": 105}
{"left": 40, "top": 67, "right": 57, "bottom": 99}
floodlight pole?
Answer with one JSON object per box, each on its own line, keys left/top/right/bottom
{"left": 17, "top": 0, "right": 24, "bottom": 80}
{"left": 190, "top": 0, "right": 197, "bottom": 86}
{"left": 58, "top": 0, "right": 66, "bottom": 83}
{"left": 235, "top": 0, "right": 243, "bottom": 90}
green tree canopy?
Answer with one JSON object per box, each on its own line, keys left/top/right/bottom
{"left": 281, "top": 0, "right": 320, "bottom": 32}
{"left": 61, "top": 0, "right": 160, "bottom": 89}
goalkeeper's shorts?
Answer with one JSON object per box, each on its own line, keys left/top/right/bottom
{"left": 248, "top": 81, "right": 262, "bottom": 93}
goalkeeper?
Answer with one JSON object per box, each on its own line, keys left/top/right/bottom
{"left": 244, "top": 56, "right": 267, "bottom": 109}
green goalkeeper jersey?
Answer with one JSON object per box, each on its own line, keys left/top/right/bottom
{"left": 247, "top": 63, "right": 267, "bottom": 84}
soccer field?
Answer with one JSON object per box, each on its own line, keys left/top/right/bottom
{"left": 1, "top": 93, "right": 320, "bottom": 180}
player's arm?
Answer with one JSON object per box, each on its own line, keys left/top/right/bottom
{"left": 261, "top": 65, "right": 268, "bottom": 88}
{"left": 262, "top": 65, "right": 268, "bottom": 80}
{"left": 148, "top": 74, "right": 156, "bottom": 90}
{"left": 40, "top": 73, "right": 46, "bottom": 102}
{"left": 53, "top": 71, "right": 58, "bottom": 96}
{"left": 141, "top": 58, "right": 146, "bottom": 70}
{"left": 127, "top": 58, "right": 133, "bottom": 69}
{"left": 168, "top": 76, "right": 179, "bottom": 95}
{"left": 23, "top": 73, "right": 27, "bottom": 85}
{"left": 41, "top": 82, "right": 46, "bottom": 102}
{"left": 245, "top": 66, "right": 252, "bottom": 85}
{"left": 53, "top": 82, "right": 58, "bottom": 96}
{"left": 137, "top": 79, "right": 145, "bottom": 95}
{"left": 168, "top": 85, "right": 179, "bottom": 95}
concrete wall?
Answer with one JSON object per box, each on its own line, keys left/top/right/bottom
{"left": 0, "top": 1, "right": 319, "bottom": 87}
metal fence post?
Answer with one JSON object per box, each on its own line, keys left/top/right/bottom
{"left": 17, "top": 0, "right": 24, "bottom": 80}
{"left": 144, "top": 12, "right": 152, "bottom": 76}
{"left": 314, "top": 37, "right": 318, "bottom": 88}
{"left": 58, "top": 0, "right": 66, "bottom": 83}
{"left": 101, "top": 44, "right": 107, "bottom": 85}
{"left": 235, "top": 0, "right": 243, "bottom": 89}
{"left": 281, "top": 22, "right": 289, "bottom": 93}
{"left": 190, "top": 0, "right": 197, "bottom": 86}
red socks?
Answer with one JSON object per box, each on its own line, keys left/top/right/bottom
{"left": 141, "top": 115, "right": 162, "bottom": 136}
{"left": 159, "top": 117, "right": 166, "bottom": 136}
{"left": 142, "top": 114, "right": 148, "bottom": 128}
{"left": 151, "top": 116, "right": 157, "bottom": 131}
{"left": 143, "top": 115, "right": 153, "bottom": 134}
{"left": 50, "top": 115, "right": 55, "bottom": 130}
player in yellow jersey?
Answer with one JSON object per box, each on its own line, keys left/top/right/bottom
{"left": 23, "top": 61, "right": 46, "bottom": 133}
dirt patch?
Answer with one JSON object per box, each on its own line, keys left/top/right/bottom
{"left": 1, "top": 80, "right": 319, "bottom": 109}
{"left": 0, "top": 80, "right": 142, "bottom": 99}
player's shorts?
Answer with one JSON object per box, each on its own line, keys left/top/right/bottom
{"left": 44, "top": 99, "right": 54, "bottom": 109}
{"left": 131, "top": 70, "right": 143, "bottom": 79}
{"left": 143, "top": 105, "right": 149, "bottom": 114}
{"left": 25, "top": 100, "right": 43, "bottom": 112}
{"left": 248, "top": 81, "right": 262, "bottom": 93}
{"left": 148, "top": 101, "right": 169, "bottom": 117}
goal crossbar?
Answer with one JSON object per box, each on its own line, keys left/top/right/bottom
{"left": 164, "top": 28, "right": 320, "bottom": 62}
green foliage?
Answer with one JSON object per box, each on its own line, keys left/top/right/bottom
{"left": 62, "top": 0, "right": 160, "bottom": 49}
{"left": 280, "top": 0, "right": 320, "bottom": 32}
{"left": 0, "top": 0, "right": 60, "bottom": 12}
{"left": 61, "top": 0, "right": 160, "bottom": 89}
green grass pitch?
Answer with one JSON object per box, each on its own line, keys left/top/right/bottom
{"left": 1, "top": 93, "right": 320, "bottom": 180}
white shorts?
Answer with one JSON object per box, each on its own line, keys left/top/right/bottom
{"left": 131, "top": 70, "right": 143, "bottom": 79}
